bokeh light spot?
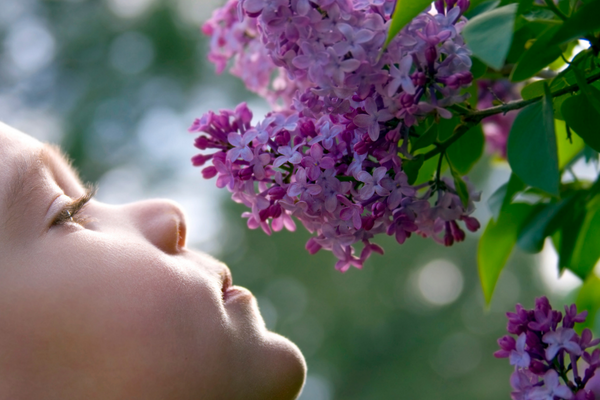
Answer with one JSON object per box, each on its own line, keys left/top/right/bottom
{"left": 417, "top": 259, "right": 463, "bottom": 306}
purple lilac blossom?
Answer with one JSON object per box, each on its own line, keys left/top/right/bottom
{"left": 194, "top": 0, "right": 480, "bottom": 270}
{"left": 497, "top": 297, "right": 600, "bottom": 400}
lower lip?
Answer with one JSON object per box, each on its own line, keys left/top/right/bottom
{"left": 223, "top": 286, "right": 253, "bottom": 303}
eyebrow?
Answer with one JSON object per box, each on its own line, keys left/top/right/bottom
{"left": 2, "top": 144, "right": 83, "bottom": 232}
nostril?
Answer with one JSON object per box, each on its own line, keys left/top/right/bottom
{"left": 177, "top": 219, "right": 187, "bottom": 250}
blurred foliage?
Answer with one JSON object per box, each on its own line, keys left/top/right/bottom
{"left": 0, "top": 0, "right": 575, "bottom": 398}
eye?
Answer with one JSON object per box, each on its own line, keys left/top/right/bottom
{"left": 51, "top": 186, "right": 96, "bottom": 227}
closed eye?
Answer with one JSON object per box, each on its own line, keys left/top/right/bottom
{"left": 51, "top": 185, "right": 96, "bottom": 227}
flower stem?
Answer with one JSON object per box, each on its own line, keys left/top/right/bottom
{"left": 422, "top": 70, "right": 600, "bottom": 161}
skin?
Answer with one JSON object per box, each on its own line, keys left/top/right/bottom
{"left": 0, "top": 122, "right": 306, "bottom": 400}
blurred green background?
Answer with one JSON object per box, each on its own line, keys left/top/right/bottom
{"left": 0, "top": 0, "right": 585, "bottom": 398}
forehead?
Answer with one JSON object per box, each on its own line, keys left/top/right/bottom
{"left": 0, "top": 122, "right": 43, "bottom": 191}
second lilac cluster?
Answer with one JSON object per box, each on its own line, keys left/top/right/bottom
{"left": 192, "top": 0, "right": 480, "bottom": 270}
{"left": 496, "top": 297, "right": 600, "bottom": 400}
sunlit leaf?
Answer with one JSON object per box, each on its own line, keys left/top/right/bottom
{"left": 478, "top": 203, "right": 534, "bottom": 304}
{"left": 576, "top": 274, "right": 600, "bottom": 331}
{"left": 383, "top": 0, "right": 433, "bottom": 50}
{"left": 556, "top": 119, "right": 585, "bottom": 169}
{"left": 569, "top": 195, "right": 600, "bottom": 279}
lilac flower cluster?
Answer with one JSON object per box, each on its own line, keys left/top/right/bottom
{"left": 192, "top": 0, "right": 480, "bottom": 270}
{"left": 496, "top": 297, "right": 600, "bottom": 400}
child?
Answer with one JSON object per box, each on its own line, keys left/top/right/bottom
{"left": 0, "top": 121, "right": 306, "bottom": 399}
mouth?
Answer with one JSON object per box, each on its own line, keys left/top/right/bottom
{"left": 221, "top": 269, "right": 252, "bottom": 303}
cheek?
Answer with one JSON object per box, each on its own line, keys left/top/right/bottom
{"left": 1, "top": 233, "right": 233, "bottom": 386}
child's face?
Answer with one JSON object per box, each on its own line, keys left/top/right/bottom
{"left": 0, "top": 123, "right": 305, "bottom": 399}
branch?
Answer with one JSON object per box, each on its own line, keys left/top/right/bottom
{"left": 423, "top": 70, "right": 600, "bottom": 161}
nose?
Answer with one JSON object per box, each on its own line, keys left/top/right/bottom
{"left": 126, "top": 199, "right": 187, "bottom": 254}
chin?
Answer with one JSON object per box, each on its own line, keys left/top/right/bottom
{"left": 243, "top": 332, "right": 307, "bottom": 400}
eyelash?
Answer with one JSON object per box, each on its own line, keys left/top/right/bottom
{"left": 52, "top": 186, "right": 97, "bottom": 227}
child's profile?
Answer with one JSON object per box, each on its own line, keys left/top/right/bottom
{"left": 0, "top": 121, "right": 306, "bottom": 399}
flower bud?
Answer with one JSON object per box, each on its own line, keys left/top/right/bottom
{"left": 202, "top": 166, "right": 218, "bottom": 179}
{"left": 450, "top": 220, "right": 466, "bottom": 242}
{"left": 275, "top": 130, "right": 291, "bottom": 146}
{"left": 305, "top": 238, "right": 322, "bottom": 255}
{"left": 411, "top": 71, "right": 427, "bottom": 87}
{"left": 400, "top": 92, "right": 415, "bottom": 109}
{"left": 444, "top": 222, "right": 454, "bottom": 246}
{"left": 434, "top": 0, "right": 445, "bottom": 14}
{"left": 269, "top": 203, "right": 282, "bottom": 219}
{"left": 457, "top": 0, "right": 470, "bottom": 14}
{"left": 425, "top": 46, "right": 438, "bottom": 70}
{"left": 194, "top": 136, "right": 210, "bottom": 150}
{"left": 268, "top": 186, "right": 287, "bottom": 200}
{"left": 192, "top": 153, "right": 213, "bottom": 167}
{"left": 238, "top": 167, "right": 253, "bottom": 181}
{"left": 461, "top": 215, "right": 480, "bottom": 232}
{"left": 362, "top": 216, "right": 375, "bottom": 231}
{"left": 372, "top": 202, "right": 387, "bottom": 218}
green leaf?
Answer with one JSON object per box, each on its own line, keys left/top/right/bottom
{"left": 551, "top": 0, "right": 600, "bottom": 45}
{"left": 383, "top": 0, "right": 433, "bottom": 50}
{"left": 488, "top": 183, "right": 508, "bottom": 220}
{"left": 556, "top": 119, "right": 585, "bottom": 169}
{"left": 414, "top": 155, "right": 445, "bottom": 186}
{"left": 488, "top": 173, "right": 527, "bottom": 220}
{"left": 517, "top": 0, "right": 534, "bottom": 14}
{"left": 517, "top": 197, "right": 572, "bottom": 253}
{"left": 573, "top": 67, "right": 600, "bottom": 116}
{"left": 478, "top": 203, "right": 534, "bottom": 304}
{"left": 445, "top": 154, "right": 470, "bottom": 207}
{"left": 510, "top": 23, "right": 563, "bottom": 82}
{"left": 569, "top": 195, "right": 600, "bottom": 279}
{"left": 465, "top": 0, "right": 501, "bottom": 19}
{"left": 576, "top": 274, "right": 600, "bottom": 332}
{"left": 507, "top": 84, "right": 560, "bottom": 196}
{"left": 506, "top": 19, "right": 559, "bottom": 64}
{"left": 470, "top": 57, "right": 488, "bottom": 79}
{"left": 556, "top": 194, "right": 587, "bottom": 272}
{"left": 521, "top": 80, "right": 547, "bottom": 100}
{"left": 562, "top": 91, "right": 600, "bottom": 153}
{"left": 437, "top": 116, "right": 461, "bottom": 142}
{"left": 411, "top": 124, "right": 438, "bottom": 153}
{"left": 462, "top": 4, "right": 518, "bottom": 70}
{"left": 446, "top": 125, "right": 485, "bottom": 175}
{"left": 403, "top": 155, "right": 424, "bottom": 185}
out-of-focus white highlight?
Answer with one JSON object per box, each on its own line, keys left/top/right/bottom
{"left": 539, "top": 239, "right": 581, "bottom": 296}
{"left": 106, "top": 0, "right": 156, "bottom": 18}
{"left": 417, "top": 259, "right": 463, "bottom": 306}
{"left": 5, "top": 17, "right": 55, "bottom": 74}
{"left": 175, "top": 0, "right": 225, "bottom": 25}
